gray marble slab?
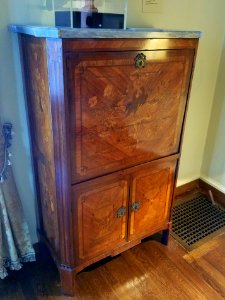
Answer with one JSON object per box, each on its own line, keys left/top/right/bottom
{"left": 9, "top": 25, "right": 201, "bottom": 39}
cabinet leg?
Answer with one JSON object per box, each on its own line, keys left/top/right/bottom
{"left": 161, "top": 229, "right": 170, "bottom": 245}
{"left": 59, "top": 265, "right": 75, "bottom": 297}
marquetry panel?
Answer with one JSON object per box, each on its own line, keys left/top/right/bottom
{"left": 129, "top": 158, "right": 177, "bottom": 240}
{"left": 68, "top": 49, "right": 194, "bottom": 183}
{"left": 21, "top": 37, "right": 59, "bottom": 253}
{"left": 73, "top": 177, "right": 129, "bottom": 261}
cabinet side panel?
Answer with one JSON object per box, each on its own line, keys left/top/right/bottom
{"left": 46, "top": 38, "right": 74, "bottom": 267}
{"left": 20, "top": 36, "right": 59, "bottom": 255}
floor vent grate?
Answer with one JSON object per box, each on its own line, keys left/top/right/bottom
{"left": 171, "top": 194, "right": 225, "bottom": 251}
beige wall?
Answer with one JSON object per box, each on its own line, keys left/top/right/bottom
{"left": 201, "top": 35, "right": 225, "bottom": 193}
{"left": 1, "top": 0, "right": 225, "bottom": 243}
{"left": 0, "top": 0, "right": 46, "bottom": 243}
{"left": 127, "top": 0, "right": 225, "bottom": 186}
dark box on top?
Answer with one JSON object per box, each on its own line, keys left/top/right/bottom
{"left": 55, "top": 11, "right": 124, "bottom": 29}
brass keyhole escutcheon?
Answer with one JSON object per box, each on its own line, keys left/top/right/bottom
{"left": 132, "top": 201, "right": 141, "bottom": 212}
{"left": 135, "top": 53, "right": 147, "bottom": 69}
{"left": 117, "top": 207, "right": 126, "bottom": 218}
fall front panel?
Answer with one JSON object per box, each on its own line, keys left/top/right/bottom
{"left": 68, "top": 50, "right": 194, "bottom": 182}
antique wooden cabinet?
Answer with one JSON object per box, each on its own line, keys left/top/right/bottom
{"left": 10, "top": 25, "right": 200, "bottom": 296}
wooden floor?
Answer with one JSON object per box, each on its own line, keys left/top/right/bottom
{"left": 1, "top": 232, "right": 225, "bottom": 300}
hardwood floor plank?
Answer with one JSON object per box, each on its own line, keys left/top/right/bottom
{"left": 188, "top": 240, "right": 225, "bottom": 300}
{"left": 76, "top": 268, "right": 118, "bottom": 300}
{"left": 190, "top": 259, "right": 225, "bottom": 299}
{"left": 0, "top": 274, "right": 25, "bottom": 300}
{"left": 153, "top": 239, "right": 222, "bottom": 299}
{"left": 1, "top": 235, "right": 225, "bottom": 299}
{"left": 123, "top": 248, "right": 179, "bottom": 299}
{"left": 205, "top": 246, "right": 225, "bottom": 276}
{"left": 141, "top": 241, "right": 208, "bottom": 300}
{"left": 121, "top": 252, "right": 166, "bottom": 300}
{"left": 127, "top": 242, "right": 192, "bottom": 299}
{"left": 102, "top": 255, "right": 145, "bottom": 300}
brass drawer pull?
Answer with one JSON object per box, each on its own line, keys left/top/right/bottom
{"left": 117, "top": 207, "right": 126, "bottom": 218}
{"left": 135, "top": 53, "right": 146, "bottom": 68}
{"left": 132, "top": 201, "right": 141, "bottom": 212}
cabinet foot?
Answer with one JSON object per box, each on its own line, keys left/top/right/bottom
{"left": 161, "top": 229, "right": 170, "bottom": 245}
{"left": 59, "top": 265, "right": 76, "bottom": 296}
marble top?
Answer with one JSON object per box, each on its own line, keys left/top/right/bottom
{"left": 9, "top": 25, "right": 201, "bottom": 39}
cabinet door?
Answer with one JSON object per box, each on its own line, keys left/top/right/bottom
{"left": 67, "top": 50, "right": 194, "bottom": 183}
{"left": 129, "top": 158, "right": 176, "bottom": 240}
{"left": 73, "top": 176, "right": 129, "bottom": 262}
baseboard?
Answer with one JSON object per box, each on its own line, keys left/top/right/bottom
{"left": 175, "top": 179, "right": 200, "bottom": 197}
{"left": 175, "top": 177, "right": 225, "bottom": 208}
{"left": 176, "top": 177, "right": 200, "bottom": 187}
{"left": 200, "top": 176, "right": 225, "bottom": 194}
{"left": 199, "top": 178, "right": 225, "bottom": 208}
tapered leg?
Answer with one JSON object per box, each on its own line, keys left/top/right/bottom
{"left": 161, "top": 229, "right": 170, "bottom": 245}
{"left": 59, "top": 265, "right": 75, "bottom": 296}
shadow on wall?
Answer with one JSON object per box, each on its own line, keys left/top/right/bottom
{"left": 0, "top": 0, "right": 42, "bottom": 243}
{"left": 202, "top": 38, "right": 225, "bottom": 186}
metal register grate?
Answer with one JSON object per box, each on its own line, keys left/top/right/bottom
{"left": 171, "top": 195, "right": 225, "bottom": 250}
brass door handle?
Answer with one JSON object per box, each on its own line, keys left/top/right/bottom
{"left": 135, "top": 53, "right": 146, "bottom": 69}
{"left": 131, "top": 201, "right": 141, "bottom": 212}
{"left": 117, "top": 207, "right": 126, "bottom": 218}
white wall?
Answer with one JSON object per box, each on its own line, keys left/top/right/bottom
{"left": 127, "top": 0, "right": 225, "bottom": 186}
{"left": 0, "top": 0, "right": 47, "bottom": 243}
{"left": 201, "top": 36, "right": 225, "bottom": 193}
{"left": 1, "top": 0, "right": 225, "bottom": 243}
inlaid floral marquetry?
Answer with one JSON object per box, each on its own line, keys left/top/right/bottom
{"left": 23, "top": 38, "right": 59, "bottom": 253}
{"left": 68, "top": 50, "right": 194, "bottom": 183}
